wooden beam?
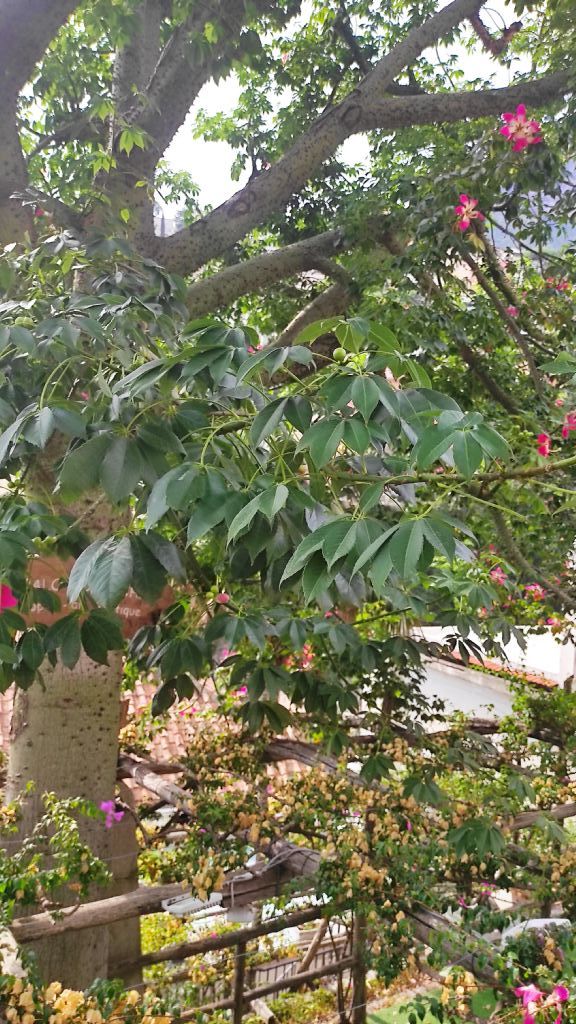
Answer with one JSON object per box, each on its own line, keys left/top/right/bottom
{"left": 11, "top": 883, "right": 186, "bottom": 943}
{"left": 116, "top": 905, "right": 328, "bottom": 972}
{"left": 233, "top": 941, "right": 247, "bottom": 1024}
{"left": 176, "top": 956, "right": 356, "bottom": 1020}
{"left": 118, "top": 755, "right": 196, "bottom": 811}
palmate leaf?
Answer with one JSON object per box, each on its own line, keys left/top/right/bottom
{"left": 296, "top": 418, "right": 345, "bottom": 467}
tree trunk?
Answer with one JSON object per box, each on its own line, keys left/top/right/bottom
{"left": 5, "top": 651, "right": 123, "bottom": 987}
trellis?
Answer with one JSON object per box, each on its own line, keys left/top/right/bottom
{"left": 8, "top": 712, "right": 576, "bottom": 1023}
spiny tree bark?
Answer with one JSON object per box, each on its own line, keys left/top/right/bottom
{"left": 5, "top": 654, "right": 123, "bottom": 987}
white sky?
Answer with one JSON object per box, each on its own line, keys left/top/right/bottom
{"left": 163, "top": 1, "right": 529, "bottom": 212}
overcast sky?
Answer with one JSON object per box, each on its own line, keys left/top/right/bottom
{"left": 162, "top": 1, "right": 529, "bottom": 213}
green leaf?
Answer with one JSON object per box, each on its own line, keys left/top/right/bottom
{"left": 351, "top": 377, "right": 380, "bottom": 420}
{"left": 452, "top": 433, "right": 483, "bottom": 478}
{"left": 88, "top": 537, "right": 133, "bottom": 607}
{"left": 389, "top": 520, "right": 425, "bottom": 576}
{"left": 23, "top": 408, "right": 55, "bottom": 448}
{"left": 81, "top": 614, "right": 114, "bottom": 664}
{"left": 358, "top": 482, "right": 384, "bottom": 514}
{"left": 250, "top": 398, "right": 288, "bottom": 447}
{"left": 59, "top": 435, "right": 112, "bottom": 499}
{"left": 324, "top": 520, "right": 358, "bottom": 568}
{"left": 412, "top": 426, "right": 457, "bottom": 469}
{"left": 68, "top": 540, "right": 107, "bottom": 602}
{"left": 343, "top": 418, "right": 370, "bottom": 454}
{"left": 302, "top": 552, "right": 331, "bottom": 603}
{"left": 473, "top": 424, "right": 510, "bottom": 461}
{"left": 130, "top": 536, "right": 167, "bottom": 602}
{"left": 297, "top": 418, "right": 345, "bottom": 467}
{"left": 100, "top": 437, "right": 143, "bottom": 501}
{"left": 19, "top": 630, "right": 44, "bottom": 670}
{"left": 280, "top": 522, "right": 335, "bottom": 582}
{"left": 296, "top": 317, "right": 341, "bottom": 344}
{"left": 422, "top": 515, "right": 456, "bottom": 560}
{"left": 140, "top": 533, "right": 185, "bottom": 580}
{"left": 351, "top": 525, "right": 397, "bottom": 576}
{"left": 0, "top": 405, "right": 35, "bottom": 467}
{"left": 44, "top": 614, "right": 82, "bottom": 669}
{"left": 227, "top": 492, "right": 264, "bottom": 543}
{"left": 258, "top": 483, "right": 289, "bottom": 523}
{"left": 284, "top": 396, "right": 312, "bottom": 432}
{"left": 187, "top": 499, "right": 227, "bottom": 543}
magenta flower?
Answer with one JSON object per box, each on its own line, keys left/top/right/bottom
{"left": 99, "top": 800, "right": 125, "bottom": 828}
{"left": 525, "top": 583, "right": 546, "bottom": 601}
{"left": 0, "top": 584, "right": 18, "bottom": 612}
{"left": 234, "top": 685, "right": 248, "bottom": 698}
{"left": 500, "top": 105, "right": 542, "bottom": 151}
{"left": 515, "top": 984, "right": 544, "bottom": 1024}
{"left": 215, "top": 592, "right": 230, "bottom": 604}
{"left": 506, "top": 305, "right": 519, "bottom": 317}
{"left": 561, "top": 412, "right": 576, "bottom": 439}
{"left": 544, "top": 986, "right": 570, "bottom": 1024}
{"left": 457, "top": 895, "right": 470, "bottom": 908}
{"left": 454, "top": 194, "right": 485, "bottom": 231}
{"left": 537, "top": 433, "right": 551, "bottom": 457}
{"left": 490, "top": 566, "right": 507, "bottom": 585}
{"left": 34, "top": 207, "right": 45, "bottom": 217}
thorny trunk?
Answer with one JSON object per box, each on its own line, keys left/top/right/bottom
{"left": 5, "top": 653, "right": 123, "bottom": 986}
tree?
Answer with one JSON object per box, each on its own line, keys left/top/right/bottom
{"left": 0, "top": 0, "right": 575, "bottom": 995}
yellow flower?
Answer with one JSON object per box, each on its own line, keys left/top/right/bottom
{"left": 45, "top": 981, "right": 63, "bottom": 1003}
{"left": 125, "top": 990, "right": 140, "bottom": 1006}
{"left": 86, "top": 1010, "right": 104, "bottom": 1024}
{"left": 53, "top": 988, "right": 85, "bottom": 1019}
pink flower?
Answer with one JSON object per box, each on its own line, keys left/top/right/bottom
{"left": 234, "top": 686, "right": 248, "bottom": 698}
{"left": 34, "top": 207, "right": 45, "bottom": 217}
{"left": 457, "top": 895, "right": 470, "bottom": 908}
{"left": 547, "top": 278, "right": 570, "bottom": 292}
{"left": 525, "top": 583, "right": 546, "bottom": 601}
{"left": 454, "top": 194, "right": 485, "bottom": 231}
{"left": 490, "top": 566, "right": 507, "bottom": 585}
{"left": 80, "top": 391, "right": 89, "bottom": 400}
{"left": 561, "top": 412, "right": 576, "bottom": 439}
{"left": 0, "top": 584, "right": 18, "bottom": 611}
{"left": 500, "top": 105, "right": 542, "bottom": 151}
{"left": 544, "top": 986, "right": 570, "bottom": 1024}
{"left": 537, "top": 433, "right": 551, "bottom": 457}
{"left": 506, "top": 305, "right": 519, "bottom": 317}
{"left": 247, "top": 346, "right": 255, "bottom": 354}
{"left": 515, "top": 983, "right": 544, "bottom": 1024}
{"left": 99, "top": 800, "right": 125, "bottom": 828}
{"left": 281, "top": 52, "right": 290, "bottom": 65}
{"left": 555, "top": 398, "right": 565, "bottom": 407}
{"left": 215, "top": 592, "right": 230, "bottom": 604}
{"left": 405, "top": 819, "right": 412, "bottom": 831}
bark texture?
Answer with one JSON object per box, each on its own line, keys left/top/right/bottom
{"left": 5, "top": 653, "right": 123, "bottom": 986}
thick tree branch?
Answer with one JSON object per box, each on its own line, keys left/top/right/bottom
{"left": 127, "top": 0, "right": 292, "bottom": 161}
{"left": 155, "top": 0, "right": 487, "bottom": 273}
{"left": 0, "top": 0, "right": 82, "bottom": 101}
{"left": 185, "top": 229, "right": 345, "bottom": 315}
{"left": 357, "top": 69, "right": 570, "bottom": 132}
{"left": 274, "top": 281, "right": 353, "bottom": 348}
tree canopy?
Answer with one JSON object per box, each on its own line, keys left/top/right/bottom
{"left": 1, "top": 0, "right": 576, "bottom": 1019}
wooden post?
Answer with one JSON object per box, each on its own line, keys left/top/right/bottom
{"left": 233, "top": 941, "right": 247, "bottom": 1024}
{"left": 350, "top": 912, "right": 367, "bottom": 1024}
